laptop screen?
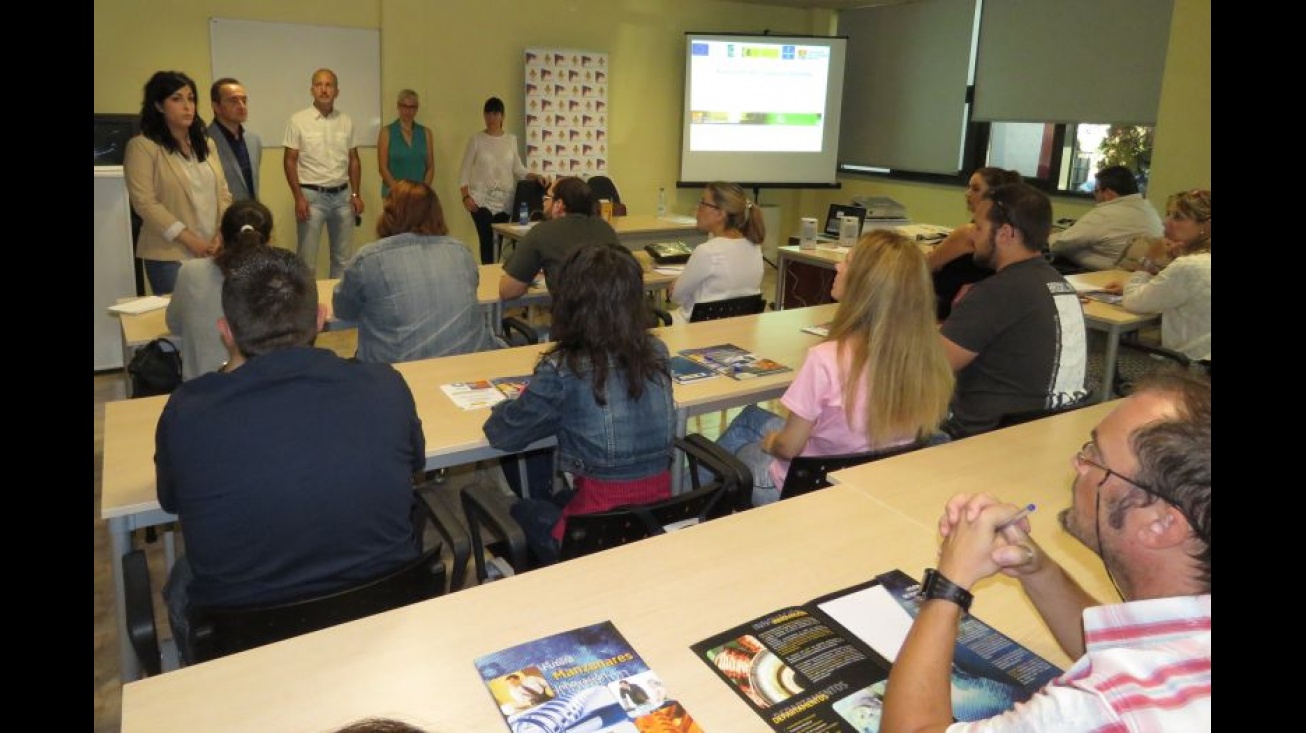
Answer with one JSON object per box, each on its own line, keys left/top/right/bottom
{"left": 823, "top": 204, "right": 867, "bottom": 238}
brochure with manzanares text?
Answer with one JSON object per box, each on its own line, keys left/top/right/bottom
{"left": 475, "top": 620, "right": 704, "bottom": 733}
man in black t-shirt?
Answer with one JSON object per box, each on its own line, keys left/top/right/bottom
{"left": 939, "top": 183, "right": 1088, "bottom": 437}
{"left": 498, "top": 176, "right": 619, "bottom": 299}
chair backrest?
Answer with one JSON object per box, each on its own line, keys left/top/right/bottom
{"left": 511, "top": 179, "right": 547, "bottom": 221}
{"left": 557, "top": 481, "right": 730, "bottom": 561}
{"left": 188, "top": 547, "right": 446, "bottom": 662}
{"left": 587, "top": 175, "right": 620, "bottom": 203}
{"left": 781, "top": 434, "right": 951, "bottom": 500}
{"left": 689, "top": 293, "right": 767, "bottom": 322}
{"left": 123, "top": 548, "right": 163, "bottom": 677}
{"left": 995, "top": 394, "right": 1095, "bottom": 429}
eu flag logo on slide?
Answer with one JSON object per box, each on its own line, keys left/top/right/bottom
{"left": 782, "top": 45, "right": 795, "bottom": 60}
{"left": 691, "top": 42, "right": 708, "bottom": 56}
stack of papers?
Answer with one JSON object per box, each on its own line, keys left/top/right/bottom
{"left": 107, "top": 295, "right": 170, "bottom": 315}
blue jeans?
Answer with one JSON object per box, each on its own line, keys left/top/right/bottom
{"left": 143, "top": 259, "right": 181, "bottom": 295}
{"left": 702, "top": 404, "right": 785, "bottom": 506}
{"left": 509, "top": 488, "right": 576, "bottom": 567}
{"left": 163, "top": 554, "right": 197, "bottom": 666}
{"left": 297, "top": 187, "right": 356, "bottom": 277}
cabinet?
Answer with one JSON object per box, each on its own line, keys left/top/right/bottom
{"left": 95, "top": 166, "right": 137, "bottom": 371}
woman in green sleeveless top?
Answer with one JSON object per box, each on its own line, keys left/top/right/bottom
{"left": 377, "top": 89, "right": 433, "bottom": 199}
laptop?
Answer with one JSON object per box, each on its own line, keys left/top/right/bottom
{"left": 817, "top": 204, "right": 868, "bottom": 243}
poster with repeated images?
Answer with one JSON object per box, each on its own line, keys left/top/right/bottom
{"left": 524, "top": 48, "right": 608, "bottom": 181}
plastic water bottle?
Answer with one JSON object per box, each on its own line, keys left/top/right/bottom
{"left": 518, "top": 201, "right": 529, "bottom": 225}
{"left": 656, "top": 187, "right": 667, "bottom": 217}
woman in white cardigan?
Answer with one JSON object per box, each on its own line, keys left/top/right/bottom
{"left": 1107, "top": 188, "right": 1211, "bottom": 362}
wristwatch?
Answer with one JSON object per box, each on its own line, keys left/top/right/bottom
{"left": 920, "top": 568, "right": 973, "bottom": 613}
{"left": 350, "top": 192, "right": 360, "bottom": 199}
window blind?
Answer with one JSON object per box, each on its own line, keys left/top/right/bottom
{"left": 837, "top": 0, "right": 977, "bottom": 175}
{"left": 972, "top": 0, "right": 1175, "bottom": 124}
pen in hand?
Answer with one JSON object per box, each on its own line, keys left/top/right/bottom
{"left": 994, "top": 503, "right": 1036, "bottom": 532}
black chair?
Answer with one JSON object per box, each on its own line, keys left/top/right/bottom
{"left": 587, "top": 175, "right": 626, "bottom": 216}
{"left": 1112, "top": 339, "right": 1209, "bottom": 397}
{"left": 679, "top": 432, "right": 950, "bottom": 504}
{"left": 123, "top": 490, "right": 460, "bottom": 674}
{"left": 995, "top": 393, "right": 1097, "bottom": 429}
{"left": 780, "top": 434, "right": 951, "bottom": 500}
{"left": 500, "top": 315, "right": 542, "bottom": 347}
{"left": 497, "top": 179, "right": 547, "bottom": 262}
{"left": 460, "top": 435, "right": 749, "bottom": 582}
{"left": 654, "top": 293, "right": 769, "bottom": 325}
{"left": 689, "top": 293, "right": 768, "bottom": 322}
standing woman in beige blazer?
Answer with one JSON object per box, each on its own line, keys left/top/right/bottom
{"left": 125, "top": 71, "right": 232, "bottom": 294}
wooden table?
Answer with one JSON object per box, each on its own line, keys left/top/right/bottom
{"left": 492, "top": 214, "right": 707, "bottom": 262}
{"left": 829, "top": 401, "right": 1120, "bottom": 608}
{"left": 1063, "top": 270, "right": 1161, "bottom": 401}
{"left": 480, "top": 262, "right": 678, "bottom": 335}
{"left": 775, "top": 230, "right": 945, "bottom": 309}
{"left": 101, "top": 305, "right": 836, "bottom": 680}
{"left": 120, "top": 479, "right": 1076, "bottom": 732}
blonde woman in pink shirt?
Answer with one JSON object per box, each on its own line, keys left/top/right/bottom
{"left": 710, "top": 229, "right": 955, "bottom": 505}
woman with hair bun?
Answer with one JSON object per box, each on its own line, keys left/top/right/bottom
{"left": 669, "top": 181, "right": 767, "bottom": 323}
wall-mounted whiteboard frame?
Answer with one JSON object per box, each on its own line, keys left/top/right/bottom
{"left": 210, "top": 17, "right": 381, "bottom": 148}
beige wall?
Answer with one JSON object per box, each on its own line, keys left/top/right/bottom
{"left": 95, "top": 0, "right": 1208, "bottom": 265}
{"left": 95, "top": 0, "right": 823, "bottom": 270}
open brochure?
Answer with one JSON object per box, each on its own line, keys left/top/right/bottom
{"left": 440, "top": 376, "right": 532, "bottom": 410}
{"left": 678, "top": 343, "right": 792, "bottom": 381}
{"left": 474, "top": 620, "right": 704, "bottom": 733}
{"left": 692, "top": 569, "right": 1062, "bottom": 733}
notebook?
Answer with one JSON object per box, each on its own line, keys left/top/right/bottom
{"left": 817, "top": 204, "right": 867, "bottom": 243}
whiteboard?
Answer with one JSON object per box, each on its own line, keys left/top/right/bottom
{"left": 210, "top": 18, "right": 381, "bottom": 148}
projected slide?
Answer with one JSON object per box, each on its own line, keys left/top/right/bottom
{"left": 688, "top": 40, "right": 830, "bottom": 153}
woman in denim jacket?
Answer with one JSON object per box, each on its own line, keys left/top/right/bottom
{"left": 483, "top": 243, "right": 676, "bottom": 564}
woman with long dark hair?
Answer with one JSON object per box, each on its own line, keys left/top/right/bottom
{"left": 483, "top": 242, "right": 676, "bottom": 565}
{"left": 124, "top": 70, "right": 232, "bottom": 294}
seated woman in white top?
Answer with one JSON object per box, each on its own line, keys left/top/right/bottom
{"left": 669, "top": 181, "right": 765, "bottom": 323}
{"left": 1106, "top": 188, "right": 1211, "bottom": 362}
{"left": 166, "top": 199, "right": 273, "bottom": 380}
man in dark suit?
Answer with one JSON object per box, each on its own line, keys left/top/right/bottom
{"left": 207, "top": 77, "right": 262, "bottom": 201}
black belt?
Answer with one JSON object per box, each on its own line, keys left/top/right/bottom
{"left": 300, "top": 183, "right": 349, "bottom": 194}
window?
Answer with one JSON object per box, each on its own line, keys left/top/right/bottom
{"left": 986, "top": 122, "right": 1155, "bottom": 196}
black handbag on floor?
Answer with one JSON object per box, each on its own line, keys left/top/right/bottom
{"left": 128, "top": 338, "right": 182, "bottom": 397}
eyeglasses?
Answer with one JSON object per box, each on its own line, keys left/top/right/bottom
{"left": 398, "top": 103, "right": 418, "bottom": 110}
{"left": 1074, "top": 440, "right": 1150, "bottom": 492}
{"left": 697, "top": 200, "right": 720, "bottom": 210}
{"left": 542, "top": 193, "right": 554, "bottom": 203}
{"left": 1075, "top": 439, "right": 1209, "bottom": 544}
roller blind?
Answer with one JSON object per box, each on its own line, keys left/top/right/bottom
{"left": 972, "top": 0, "right": 1174, "bottom": 124}
{"left": 837, "top": 0, "right": 977, "bottom": 175}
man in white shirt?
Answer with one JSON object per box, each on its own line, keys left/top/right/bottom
{"left": 283, "top": 68, "right": 363, "bottom": 277}
{"left": 1048, "top": 165, "right": 1163, "bottom": 272}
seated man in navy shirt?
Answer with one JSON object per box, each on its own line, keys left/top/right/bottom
{"left": 155, "top": 246, "right": 425, "bottom": 664}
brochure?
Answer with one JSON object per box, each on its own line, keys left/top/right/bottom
{"left": 800, "top": 322, "right": 831, "bottom": 337}
{"left": 692, "top": 568, "right": 1062, "bottom": 732}
{"left": 440, "top": 380, "right": 507, "bottom": 411}
{"left": 645, "top": 241, "right": 693, "bottom": 264}
{"left": 492, "top": 375, "right": 532, "bottom": 400}
{"left": 1080, "top": 290, "right": 1123, "bottom": 306}
{"left": 474, "top": 620, "right": 704, "bottom": 733}
{"left": 668, "top": 355, "right": 721, "bottom": 384}
{"left": 678, "top": 343, "right": 792, "bottom": 381}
